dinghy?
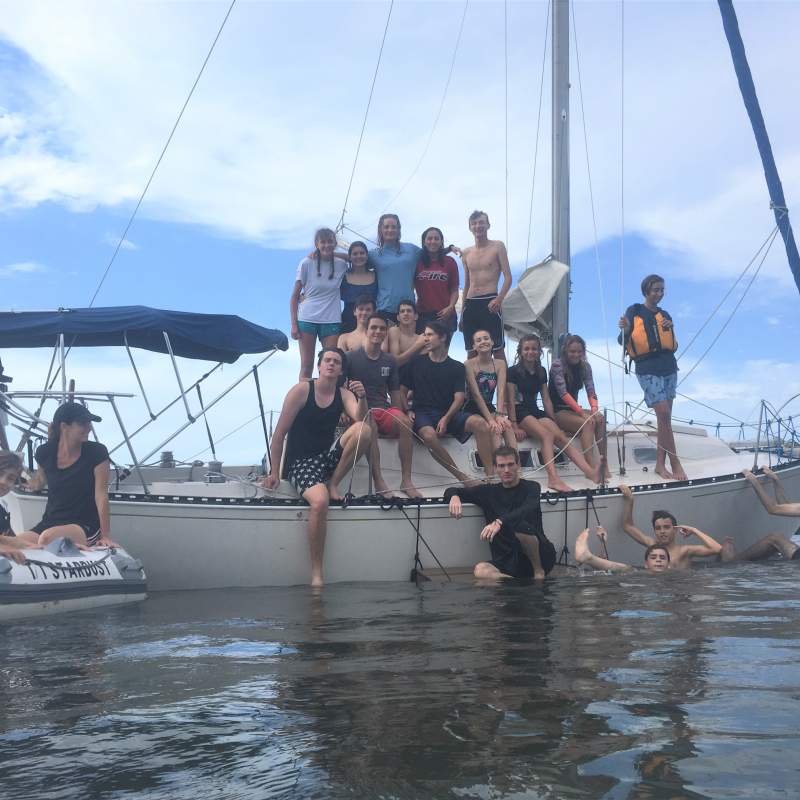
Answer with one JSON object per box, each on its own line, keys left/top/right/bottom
{"left": 0, "top": 537, "right": 147, "bottom": 621}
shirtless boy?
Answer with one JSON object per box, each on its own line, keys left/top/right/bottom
{"left": 575, "top": 526, "right": 671, "bottom": 573}
{"left": 460, "top": 211, "right": 513, "bottom": 356}
{"left": 338, "top": 296, "right": 380, "bottom": 353}
{"left": 388, "top": 300, "right": 426, "bottom": 366}
{"left": 619, "top": 484, "right": 721, "bottom": 569}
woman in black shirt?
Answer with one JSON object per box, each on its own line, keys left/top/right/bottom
{"left": 19, "top": 402, "right": 114, "bottom": 548}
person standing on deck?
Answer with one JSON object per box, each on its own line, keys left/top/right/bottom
{"left": 340, "top": 241, "right": 377, "bottom": 334}
{"left": 262, "top": 348, "right": 371, "bottom": 587}
{"left": 459, "top": 211, "right": 512, "bottom": 358}
{"left": 369, "top": 215, "right": 422, "bottom": 324}
{"left": 414, "top": 226, "right": 460, "bottom": 334}
{"left": 338, "top": 296, "right": 382, "bottom": 353}
{"left": 445, "top": 446, "right": 557, "bottom": 580}
{"left": 618, "top": 274, "right": 687, "bottom": 481}
{"left": 346, "top": 314, "right": 421, "bottom": 499}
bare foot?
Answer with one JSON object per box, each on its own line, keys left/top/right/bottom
{"left": 763, "top": 466, "right": 779, "bottom": 482}
{"left": 742, "top": 468, "right": 756, "bottom": 482}
{"left": 373, "top": 480, "right": 396, "bottom": 499}
{"left": 547, "top": 477, "right": 574, "bottom": 493}
{"left": 671, "top": 467, "right": 688, "bottom": 481}
{"left": 401, "top": 483, "right": 423, "bottom": 499}
{"left": 310, "top": 574, "right": 324, "bottom": 588}
{"left": 655, "top": 466, "right": 675, "bottom": 481}
{"left": 533, "top": 569, "right": 545, "bottom": 581}
{"left": 574, "top": 529, "right": 591, "bottom": 564}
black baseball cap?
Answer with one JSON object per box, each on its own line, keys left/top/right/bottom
{"left": 52, "top": 402, "right": 102, "bottom": 425}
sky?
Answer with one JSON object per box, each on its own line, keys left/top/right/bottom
{"left": 1, "top": 0, "right": 799, "bottom": 465}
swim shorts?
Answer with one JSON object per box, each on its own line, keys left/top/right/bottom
{"left": 297, "top": 320, "right": 341, "bottom": 339}
{"left": 490, "top": 530, "right": 557, "bottom": 578}
{"left": 371, "top": 407, "right": 407, "bottom": 437}
{"left": 413, "top": 408, "right": 473, "bottom": 444}
{"left": 286, "top": 439, "right": 344, "bottom": 495}
{"left": 637, "top": 372, "right": 677, "bottom": 407}
{"left": 30, "top": 520, "right": 102, "bottom": 546}
{"left": 515, "top": 405, "right": 547, "bottom": 423}
{"left": 462, "top": 293, "right": 505, "bottom": 351}
{"left": 416, "top": 310, "right": 457, "bottom": 335}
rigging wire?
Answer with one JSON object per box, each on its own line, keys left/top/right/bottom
{"left": 88, "top": 0, "right": 238, "bottom": 308}
{"left": 525, "top": 0, "right": 551, "bottom": 270}
{"left": 619, "top": 0, "right": 626, "bottom": 469}
{"left": 378, "top": 1, "right": 469, "bottom": 214}
{"left": 504, "top": 0, "right": 509, "bottom": 247}
{"left": 336, "top": 0, "right": 395, "bottom": 232}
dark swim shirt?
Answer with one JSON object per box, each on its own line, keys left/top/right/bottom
{"left": 35, "top": 440, "right": 109, "bottom": 531}
{"left": 403, "top": 354, "right": 466, "bottom": 413}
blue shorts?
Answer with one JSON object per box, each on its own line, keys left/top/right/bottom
{"left": 297, "top": 320, "right": 341, "bottom": 339}
{"left": 413, "top": 409, "right": 473, "bottom": 444}
{"left": 637, "top": 372, "right": 677, "bottom": 407}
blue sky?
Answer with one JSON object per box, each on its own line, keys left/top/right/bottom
{"left": 1, "top": 1, "right": 799, "bottom": 463}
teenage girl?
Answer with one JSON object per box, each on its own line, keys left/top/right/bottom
{"left": 549, "top": 334, "right": 610, "bottom": 482}
{"left": 291, "top": 228, "right": 349, "bottom": 380}
{"left": 340, "top": 241, "right": 377, "bottom": 334}
{"left": 414, "top": 226, "right": 459, "bottom": 333}
{"left": 463, "top": 330, "right": 516, "bottom": 450}
{"left": 507, "top": 334, "right": 601, "bottom": 493}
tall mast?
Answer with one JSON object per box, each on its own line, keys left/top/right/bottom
{"left": 551, "top": 0, "right": 570, "bottom": 349}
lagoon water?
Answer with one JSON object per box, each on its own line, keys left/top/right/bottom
{"left": 1, "top": 563, "right": 799, "bottom": 799}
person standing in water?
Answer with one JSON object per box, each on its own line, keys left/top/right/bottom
{"left": 340, "top": 241, "right": 377, "bottom": 334}
{"left": 262, "top": 348, "right": 372, "bottom": 587}
{"left": 549, "top": 334, "right": 610, "bottom": 483}
{"left": 459, "top": 210, "right": 512, "bottom": 357}
{"left": 619, "top": 274, "right": 686, "bottom": 481}
{"left": 369, "top": 215, "right": 422, "bottom": 324}
{"left": 414, "top": 226, "right": 460, "bottom": 334}
{"left": 507, "top": 334, "right": 601, "bottom": 493}
{"left": 463, "top": 329, "right": 516, "bottom": 451}
{"left": 291, "top": 228, "right": 349, "bottom": 380}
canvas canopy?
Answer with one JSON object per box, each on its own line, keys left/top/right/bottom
{"left": 0, "top": 306, "right": 288, "bottom": 363}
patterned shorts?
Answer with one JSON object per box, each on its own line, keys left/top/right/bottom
{"left": 286, "top": 440, "right": 344, "bottom": 495}
{"left": 637, "top": 372, "right": 677, "bottom": 407}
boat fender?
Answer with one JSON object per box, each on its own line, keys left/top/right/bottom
{"left": 110, "top": 552, "right": 146, "bottom": 582}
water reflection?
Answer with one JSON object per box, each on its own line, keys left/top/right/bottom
{"left": 0, "top": 563, "right": 799, "bottom": 799}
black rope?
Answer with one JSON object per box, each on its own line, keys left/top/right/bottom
{"left": 585, "top": 490, "right": 609, "bottom": 560}
{"left": 400, "top": 500, "right": 450, "bottom": 583}
{"left": 558, "top": 495, "right": 570, "bottom": 565}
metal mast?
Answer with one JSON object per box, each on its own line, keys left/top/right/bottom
{"left": 551, "top": 0, "right": 570, "bottom": 349}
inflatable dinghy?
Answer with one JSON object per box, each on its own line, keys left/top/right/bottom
{"left": 0, "top": 537, "right": 147, "bottom": 621}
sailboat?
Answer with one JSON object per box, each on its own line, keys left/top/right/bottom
{"left": 2, "top": 0, "right": 799, "bottom": 589}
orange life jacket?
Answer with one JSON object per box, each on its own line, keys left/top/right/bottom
{"left": 625, "top": 305, "right": 677, "bottom": 361}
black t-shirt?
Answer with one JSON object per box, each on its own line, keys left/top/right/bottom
{"left": 35, "top": 440, "right": 109, "bottom": 531}
{"left": 621, "top": 303, "right": 678, "bottom": 377}
{"left": 0, "top": 497, "right": 12, "bottom": 536}
{"left": 444, "top": 480, "right": 545, "bottom": 537}
{"left": 507, "top": 363, "right": 548, "bottom": 415}
{"left": 403, "top": 354, "right": 466, "bottom": 413}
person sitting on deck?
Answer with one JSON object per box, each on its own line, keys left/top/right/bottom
{"left": 549, "top": 334, "right": 611, "bottom": 483}
{"left": 16, "top": 403, "right": 116, "bottom": 550}
{"left": 743, "top": 466, "right": 800, "bottom": 518}
{"left": 0, "top": 450, "right": 35, "bottom": 564}
{"left": 507, "top": 334, "right": 601, "bottom": 493}
{"left": 444, "top": 446, "right": 557, "bottom": 581}
{"left": 388, "top": 299, "right": 426, "bottom": 390}
{"left": 618, "top": 274, "right": 687, "bottom": 481}
{"left": 575, "top": 526, "right": 670, "bottom": 573}
{"left": 262, "top": 348, "right": 372, "bottom": 587}
{"left": 402, "top": 321, "right": 495, "bottom": 482}
{"left": 345, "top": 313, "right": 421, "bottom": 499}
{"left": 338, "top": 295, "right": 383, "bottom": 353}
{"left": 618, "top": 484, "right": 721, "bottom": 569}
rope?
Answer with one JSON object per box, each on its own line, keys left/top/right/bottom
{"left": 88, "top": 0, "right": 237, "bottom": 307}
{"left": 525, "top": 0, "right": 550, "bottom": 269}
{"left": 380, "top": 1, "right": 469, "bottom": 213}
{"left": 336, "top": 0, "right": 394, "bottom": 233}
{"left": 619, "top": 0, "right": 626, "bottom": 472}
{"left": 504, "top": 0, "right": 509, "bottom": 248}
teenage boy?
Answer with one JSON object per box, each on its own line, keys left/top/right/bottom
{"left": 388, "top": 299, "right": 426, "bottom": 366}
{"left": 338, "top": 296, "right": 380, "bottom": 353}
{"left": 460, "top": 210, "right": 512, "bottom": 355}
{"left": 402, "top": 321, "right": 495, "bottom": 482}
{"left": 445, "top": 446, "right": 556, "bottom": 580}
{"left": 262, "top": 348, "right": 371, "bottom": 587}
{"left": 347, "top": 314, "right": 422, "bottom": 499}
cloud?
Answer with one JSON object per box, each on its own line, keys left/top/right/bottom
{"left": 0, "top": 260, "right": 46, "bottom": 276}
{"left": 102, "top": 233, "right": 138, "bottom": 251}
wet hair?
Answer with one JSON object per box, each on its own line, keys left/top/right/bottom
{"left": 644, "top": 544, "right": 670, "bottom": 564}
{"left": 469, "top": 210, "right": 490, "bottom": 225}
{"left": 348, "top": 240, "right": 368, "bottom": 260}
{"left": 314, "top": 228, "right": 338, "bottom": 279}
{"left": 397, "top": 298, "right": 417, "bottom": 314}
{"left": 640, "top": 274, "right": 665, "bottom": 297}
{"left": 366, "top": 312, "right": 389, "bottom": 329}
{"left": 0, "top": 450, "right": 23, "bottom": 476}
{"left": 424, "top": 320, "right": 450, "bottom": 342}
{"left": 354, "top": 295, "right": 376, "bottom": 311}
{"left": 317, "top": 347, "right": 346, "bottom": 370}
{"left": 492, "top": 445, "right": 519, "bottom": 465}
{"left": 377, "top": 214, "right": 401, "bottom": 252}
{"left": 514, "top": 334, "right": 542, "bottom": 366}
{"left": 420, "top": 226, "right": 447, "bottom": 267}
{"left": 651, "top": 509, "right": 677, "bottom": 528}
{"left": 560, "top": 333, "right": 588, "bottom": 389}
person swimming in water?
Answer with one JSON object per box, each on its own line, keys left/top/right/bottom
{"left": 575, "top": 526, "right": 670, "bottom": 573}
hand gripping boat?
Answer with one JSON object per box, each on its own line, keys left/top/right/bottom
{"left": 0, "top": 537, "right": 147, "bottom": 621}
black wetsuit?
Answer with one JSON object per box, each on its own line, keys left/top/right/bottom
{"left": 444, "top": 480, "right": 556, "bottom": 577}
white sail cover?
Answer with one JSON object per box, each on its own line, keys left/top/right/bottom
{"left": 502, "top": 258, "right": 569, "bottom": 344}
